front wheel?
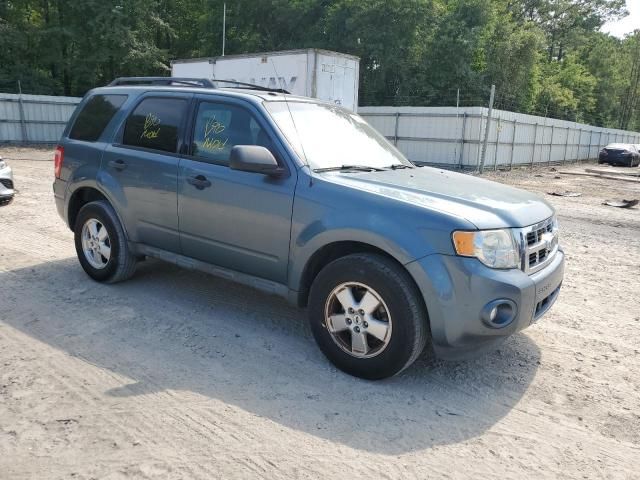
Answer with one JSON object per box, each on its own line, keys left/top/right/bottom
{"left": 308, "top": 253, "right": 430, "bottom": 380}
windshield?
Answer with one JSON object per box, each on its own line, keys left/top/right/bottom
{"left": 264, "top": 101, "right": 412, "bottom": 170}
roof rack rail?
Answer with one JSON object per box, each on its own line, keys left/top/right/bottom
{"left": 210, "top": 79, "right": 290, "bottom": 94}
{"left": 108, "top": 77, "right": 215, "bottom": 88}
{"left": 107, "top": 76, "right": 290, "bottom": 94}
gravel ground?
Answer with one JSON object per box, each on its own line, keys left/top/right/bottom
{"left": 1, "top": 147, "right": 639, "bottom": 479}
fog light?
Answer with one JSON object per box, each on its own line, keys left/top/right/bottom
{"left": 481, "top": 299, "right": 517, "bottom": 328}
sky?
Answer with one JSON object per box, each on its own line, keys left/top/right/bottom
{"left": 602, "top": 0, "right": 640, "bottom": 38}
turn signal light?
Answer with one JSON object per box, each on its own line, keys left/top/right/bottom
{"left": 452, "top": 231, "right": 476, "bottom": 256}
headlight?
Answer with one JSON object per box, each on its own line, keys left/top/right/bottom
{"left": 452, "top": 229, "right": 520, "bottom": 269}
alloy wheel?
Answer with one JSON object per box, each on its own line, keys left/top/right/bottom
{"left": 324, "top": 282, "right": 393, "bottom": 358}
{"left": 81, "top": 218, "right": 111, "bottom": 269}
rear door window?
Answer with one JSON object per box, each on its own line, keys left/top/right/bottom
{"left": 190, "top": 101, "right": 274, "bottom": 165}
{"left": 122, "top": 97, "right": 188, "bottom": 153}
{"left": 69, "top": 94, "right": 127, "bottom": 142}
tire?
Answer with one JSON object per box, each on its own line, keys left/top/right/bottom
{"left": 308, "top": 253, "right": 430, "bottom": 380}
{"left": 74, "top": 200, "right": 137, "bottom": 283}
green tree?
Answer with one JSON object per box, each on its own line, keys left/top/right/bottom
{"left": 0, "top": 0, "right": 638, "bottom": 131}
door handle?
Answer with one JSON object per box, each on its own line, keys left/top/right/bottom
{"left": 108, "top": 159, "right": 127, "bottom": 171}
{"left": 187, "top": 174, "right": 212, "bottom": 190}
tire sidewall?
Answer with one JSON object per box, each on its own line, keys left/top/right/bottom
{"left": 309, "top": 255, "right": 426, "bottom": 380}
{"left": 74, "top": 202, "right": 122, "bottom": 282}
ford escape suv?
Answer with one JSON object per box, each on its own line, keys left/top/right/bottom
{"left": 54, "top": 77, "right": 564, "bottom": 380}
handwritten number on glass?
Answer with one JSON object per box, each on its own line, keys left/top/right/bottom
{"left": 201, "top": 116, "right": 228, "bottom": 151}
{"left": 141, "top": 113, "right": 161, "bottom": 140}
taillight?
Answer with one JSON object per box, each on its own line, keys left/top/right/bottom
{"left": 54, "top": 146, "right": 64, "bottom": 178}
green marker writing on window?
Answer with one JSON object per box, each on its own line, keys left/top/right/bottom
{"left": 141, "top": 113, "right": 161, "bottom": 140}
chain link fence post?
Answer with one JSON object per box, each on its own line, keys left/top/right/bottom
{"left": 458, "top": 113, "right": 467, "bottom": 169}
{"left": 548, "top": 125, "right": 554, "bottom": 166}
{"left": 478, "top": 84, "right": 495, "bottom": 174}
{"left": 393, "top": 112, "right": 400, "bottom": 146}
{"left": 509, "top": 122, "right": 517, "bottom": 170}
{"left": 17, "top": 80, "right": 29, "bottom": 143}
{"left": 530, "top": 122, "right": 538, "bottom": 169}
{"left": 493, "top": 117, "right": 501, "bottom": 170}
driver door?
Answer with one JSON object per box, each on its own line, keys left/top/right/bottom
{"left": 177, "top": 96, "right": 297, "bottom": 284}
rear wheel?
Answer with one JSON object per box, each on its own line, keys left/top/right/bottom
{"left": 308, "top": 253, "right": 430, "bottom": 380}
{"left": 74, "top": 200, "right": 137, "bottom": 283}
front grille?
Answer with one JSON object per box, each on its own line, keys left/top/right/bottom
{"left": 526, "top": 221, "right": 553, "bottom": 246}
{"left": 0, "top": 178, "right": 13, "bottom": 190}
{"left": 516, "top": 217, "right": 558, "bottom": 274}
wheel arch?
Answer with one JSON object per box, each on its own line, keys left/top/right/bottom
{"left": 67, "top": 186, "right": 109, "bottom": 231}
{"left": 295, "top": 240, "right": 423, "bottom": 309}
{"left": 66, "top": 185, "right": 128, "bottom": 243}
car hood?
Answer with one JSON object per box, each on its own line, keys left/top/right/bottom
{"left": 321, "top": 166, "right": 554, "bottom": 229}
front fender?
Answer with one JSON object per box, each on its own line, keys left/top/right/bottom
{"left": 287, "top": 172, "right": 474, "bottom": 292}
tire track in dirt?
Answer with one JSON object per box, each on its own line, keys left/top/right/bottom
{"left": 2, "top": 154, "right": 640, "bottom": 479}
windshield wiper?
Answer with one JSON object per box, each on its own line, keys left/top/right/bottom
{"left": 313, "top": 165, "right": 386, "bottom": 173}
{"left": 387, "top": 164, "right": 413, "bottom": 170}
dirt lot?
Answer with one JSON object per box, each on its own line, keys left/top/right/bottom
{"left": 1, "top": 146, "right": 639, "bottom": 479}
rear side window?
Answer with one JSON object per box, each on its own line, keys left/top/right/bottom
{"left": 122, "top": 97, "right": 187, "bottom": 153}
{"left": 69, "top": 94, "right": 127, "bottom": 142}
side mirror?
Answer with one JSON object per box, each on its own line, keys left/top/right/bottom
{"left": 229, "top": 145, "right": 285, "bottom": 177}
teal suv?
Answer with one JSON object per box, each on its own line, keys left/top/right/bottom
{"left": 54, "top": 77, "right": 564, "bottom": 379}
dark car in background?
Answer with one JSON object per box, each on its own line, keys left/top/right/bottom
{"left": 598, "top": 143, "right": 640, "bottom": 167}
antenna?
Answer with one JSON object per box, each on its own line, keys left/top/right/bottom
{"left": 270, "top": 58, "right": 311, "bottom": 169}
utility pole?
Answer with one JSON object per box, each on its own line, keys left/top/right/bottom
{"left": 478, "top": 84, "right": 495, "bottom": 174}
{"left": 222, "top": 3, "right": 226, "bottom": 56}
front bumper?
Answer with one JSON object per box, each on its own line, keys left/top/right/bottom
{"left": 406, "top": 248, "right": 564, "bottom": 360}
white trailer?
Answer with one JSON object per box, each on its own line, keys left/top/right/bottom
{"left": 171, "top": 48, "right": 360, "bottom": 111}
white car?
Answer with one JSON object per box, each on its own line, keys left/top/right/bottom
{"left": 0, "top": 156, "right": 15, "bottom": 205}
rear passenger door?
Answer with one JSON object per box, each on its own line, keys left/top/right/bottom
{"left": 177, "top": 96, "right": 297, "bottom": 284}
{"left": 101, "top": 93, "right": 191, "bottom": 252}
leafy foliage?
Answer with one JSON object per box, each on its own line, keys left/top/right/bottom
{"left": 0, "top": 0, "right": 638, "bottom": 129}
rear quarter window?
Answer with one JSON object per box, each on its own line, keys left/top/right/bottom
{"left": 69, "top": 94, "right": 128, "bottom": 142}
{"left": 122, "top": 97, "right": 187, "bottom": 153}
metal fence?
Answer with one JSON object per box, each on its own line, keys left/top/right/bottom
{"left": 0, "top": 93, "right": 81, "bottom": 144}
{"left": 2, "top": 93, "right": 640, "bottom": 169}
{"left": 359, "top": 106, "right": 640, "bottom": 169}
